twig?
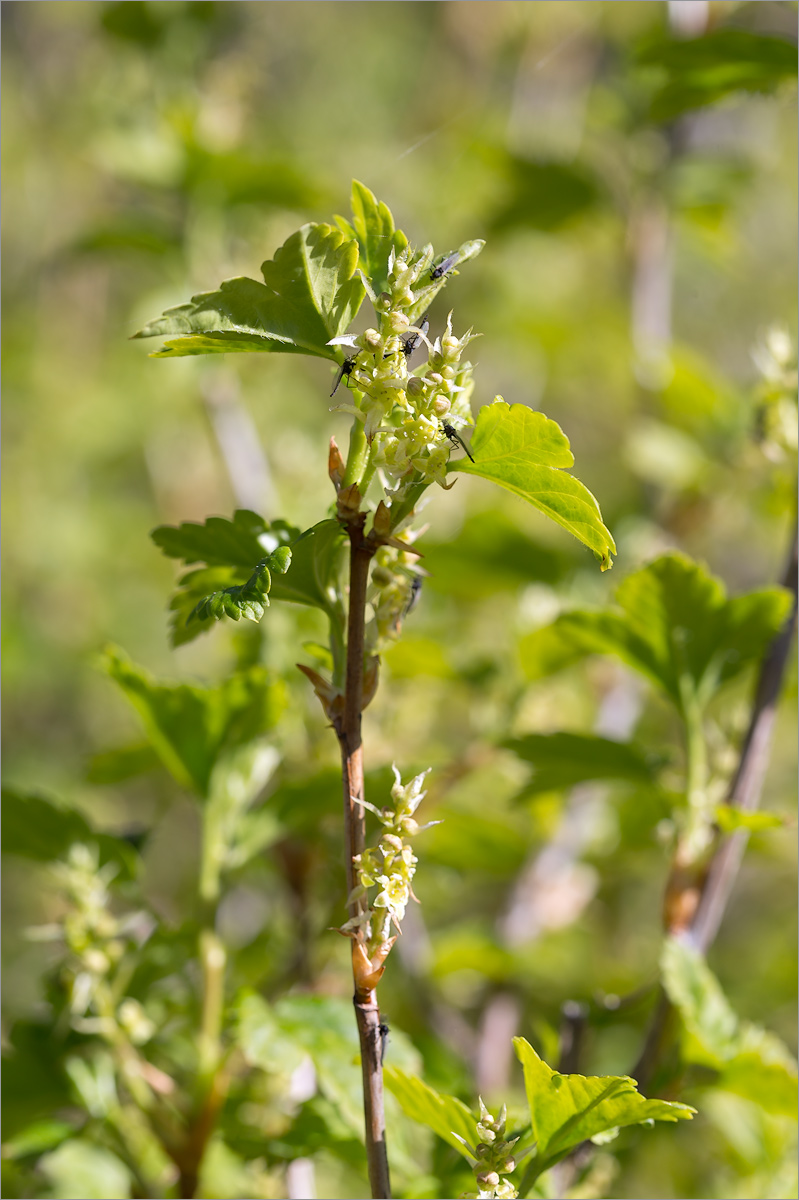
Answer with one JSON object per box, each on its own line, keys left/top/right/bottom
{"left": 633, "top": 523, "right": 798, "bottom": 1088}
{"left": 334, "top": 513, "right": 391, "bottom": 1200}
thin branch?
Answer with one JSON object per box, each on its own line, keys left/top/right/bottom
{"left": 334, "top": 513, "right": 391, "bottom": 1200}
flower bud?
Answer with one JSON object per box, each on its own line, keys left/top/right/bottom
{"left": 476, "top": 1172, "right": 500, "bottom": 1188}
{"left": 433, "top": 397, "right": 451, "bottom": 416}
{"left": 407, "top": 376, "right": 425, "bottom": 397}
{"left": 426, "top": 371, "right": 444, "bottom": 387}
{"left": 499, "top": 1159, "right": 516, "bottom": 1174}
{"left": 441, "top": 335, "right": 460, "bottom": 357}
{"left": 362, "top": 328, "right": 382, "bottom": 350}
{"left": 376, "top": 292, "right": 392, "bottom": 311}
{"left": 386, "top": 312, "right": 410, "bottom": 334}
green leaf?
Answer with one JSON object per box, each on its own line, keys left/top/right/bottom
{"left": 505, "top": 732, "right": 662, "bottom": 799}
{"left": 189, "top": 551, "right": 290, "bottom": 627}
{"left": 346, "top": 180, "right": 408, "bottom": 297}
{"left": 661, "top": 936, "right": 798, "bottom": 1115}
{"left": 638, "top": 30, "right": 798, "bottom": 122}
{"left": 39, "top": 1139, "right": 132, "bottom": 1200}
{"left": 151, "top": 509, "right": 296, "bottom": 569}
{"left": 383, "top": 1066, "right": 479, "bottom": 1161}
{"left": 2, "top": 1118, "right": 78, "bottom": 1160}
{"left": 448, "top": 401, "right": 615, "bottom": 570}
{"left": 100, "top": 648, "right": 283, "bottom": 798}
{"left": 518, "top": 623, "right": 587, "bottom": 681}
{"left": 133, "top": 222, "right": 364, "bottom": 359}
{"left": 152, "top": 514, "right": 345, "bottom": 642}
{"left": 714, "top": 806, "right": 785, "bottom": 834}
{"left": 1, "top": 789, "right": 138, "bottom": 877}
{"left": 530, "top": 555, "right": 793, "bottom": 715}
{"left": 514, "top": 1037, "right": 694, "bottom": 1186}
{"left": 269, "top": 519, "right": 347, "bottom": 616}
{"left": 661, "top": 936, "right": 739, "bottom": 1066}
{"left": 85, "top": 743, "right": 161, "bottom": 785}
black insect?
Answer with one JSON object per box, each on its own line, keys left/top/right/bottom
{"left": 403, "top": 576, "right": 423, "bottom": 618}
{"left": 378, "top": 1022, "right": 390, "bottom": 1065}
{"left": 401, "top": 316, "right": 429, "bottom": 361}
{"left": 330, "top": 357, "right": 356, "bottom": 397}
{"left": 442, "top": 422, "right": 475, "bottom": 463}
{"left": 430, "top": 251, "right": 460, "bottom": 281}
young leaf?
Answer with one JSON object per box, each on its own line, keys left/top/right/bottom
{"left": 346, "top": 180, "right": 408, "bottom": 297}
{"left": 504, "top": 732, "right": 662, "bottom": 799}
{"left": 513, "top": 1037, "right": 694, "bottom": 1186}
{"left": 188, "top": 550, "right": 291, "bottom": 627}
{"left": 100, "top": 648, "right": 283, "bottom": 798}
{"left": 152, "top": 514, "right": 345, "bottom": 642}
{"left": 522, "top": 555, "right": 793, "bottom": 716}
{"left": 132, "top": 223, "right": 364, "bottom": 359}
{"left": 382, "top": 1066, "right": 481, "bottom": 1161}
{"left": 85, "top": 743, "right": 161, "bottom": 785}
{"left": 448, "top": 400, "right": 615, "bottom": 570}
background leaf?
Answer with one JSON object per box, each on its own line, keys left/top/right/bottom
{"left": 100, "top": 648, "right": 283, "bottom": 798}
{"left": 383, "top": 1066, "right": 479, "bottom": 1161}
{"left": 449, "top": 401, "right": 616, "bottom": 569}
{"left": 524, "top": 555, "right": 793, "bottom": 714}
{"left": 504, "top": 732, "right": 662, "bottom": 799}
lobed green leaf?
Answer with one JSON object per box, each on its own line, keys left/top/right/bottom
{"left": 133, "top": 223, "right": 364, "bottom": 359}
{"left": 448, "top": 400, "right": 616, "bottom": 569}
{"left": 514, "top": 1037, "right": 694, "bottom": 1187}
{"left": 343, "top": 179, "right": 408, "bottom": 297}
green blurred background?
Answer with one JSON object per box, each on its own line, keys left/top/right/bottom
{"left": 2, "top": 2, "right": 797, "bottom": 1198}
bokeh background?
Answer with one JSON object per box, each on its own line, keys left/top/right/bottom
{"left": 2, "top": 2, "right": 797, "bottom": 1198}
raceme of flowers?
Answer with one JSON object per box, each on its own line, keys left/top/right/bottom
{"left": 339, "top": 766, "right": 440, "bottom": 959}
{"left": 456, "top": 1097, "right": 532, "bottom": 1200}
{"left": 328, "top": 242, "right": 479, "bottom": 498}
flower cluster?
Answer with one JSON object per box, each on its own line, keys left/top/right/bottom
{"left": 456, "top": 1098, "right": 530, "bottom": 1200}
{"left": 28, "top": 843, "right": 155, "bottom": 1045}
{"left": 369, "top": 532, "right": 426, "bottom": 645}
{"left": 341, "top": 766, "right": 439, "bottom": 958}
{"left": 329, "top": 240, "right": 481, "bottom": 500}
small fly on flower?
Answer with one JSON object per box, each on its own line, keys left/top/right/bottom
{"left": 401, "top": 316, "right": 429, "bottom": 361}
{"left": 442, "top": 422, "right": 475, "bottom": 463}
{"left": 403, "top": 575, "right": 423, "bottom": 617}
{"left": 330, "top": 357, "right": 357, "bottom": 398}
{"left": 430, "top": 251, "right": 460, "bottom": 281}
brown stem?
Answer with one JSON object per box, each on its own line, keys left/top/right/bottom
{"left": 634, "top": 523, "right": 798, "bottom": 1090}
{"left": 334, "top": 514, "right": 391, "bottom": 1199}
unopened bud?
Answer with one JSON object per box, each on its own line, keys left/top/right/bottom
{"left": 386, "top": 312, "right": 410, "bottom": 334}
{"left": 362, "top": 328, "right": 382, "bottom": 350}
{"left": 376, "top": 292, "right": 392, "bottom": 312}
{"left": 329, "top": 437, "right": 345, "bottom": 491}
{"left": 426, "top": 371, "right": 444, "bottom": 387}
{"left": 499, "top": 1159, "right": 516, "bottom": 1174}
{"left": 476, "top": 1172, "right": 500, "bottom": 1188}
{"left": 407, "top": 376, "right": 425, "bottom": 397}
{"left": 433, "top": 397, "right": 451, "bottom": 416}
{"left": 83, "top": 949, "right": 109, "bottom": 974}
